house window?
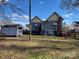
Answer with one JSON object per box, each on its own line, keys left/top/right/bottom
{"left": 53, "top": 23, "right": 57, "bottom": 25}
{"left": 35, "top": 24, "right": 38, "bottom": 26}
{"left": 19, "top": 31, "right": 22, "bottom": 33}
{"left": 53, "top": 25, "right": 57, "bottom": 30}
{"left": 18, "top": 27, "right": 22, "bottom": 30}
{"left": 0, "top": 27, "right": 1, "bottom": 30}
{"left": 53, "top": 21, "right": 57, "bottom": 25}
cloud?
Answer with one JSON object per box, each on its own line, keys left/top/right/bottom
{"left": 10, "top": 13, "right": 29, "bottom": 20}
{"left": 42, "top": 18, "right": 46, "bottom": 20}
{"left": 39, "top": 1, "right": 45, "bottom": 5}
{"left": 6, "top": 13, "right": 34, "bottom": 25}
{"left": 6, "top": 0, "right": 9, "bottom": 2}
{"left": 23, "top": 15, "right": 29, "bottom": 19}
{"left": 63, "top": 13, "right": 73, "bottom": 18}
{"left": 8, "top": 13, "right": 34, "bottom": 23}
{"left": 11, "top": 13, "right": 18, "bottom": 17}
{"left": 6, "top": 13, "right": 29, "bottom": 23}
{"left": 7, "top": 13, "right": 34, "bottom": 20}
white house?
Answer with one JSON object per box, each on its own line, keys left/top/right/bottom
{"left": 1, "top": 24, "right": 23, "bottom": 37}
{"left": 74, "top": 21, "right": 79, "bottom": 32}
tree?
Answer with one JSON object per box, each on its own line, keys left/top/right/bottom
{"left": 62, "top": 22, "right": 70, "bottom": 33}
{"left": 60, "top": 0, "right": 79, "bottom": 39}
{"left": 60, "top": 0, "right": 79, "bottom": 10}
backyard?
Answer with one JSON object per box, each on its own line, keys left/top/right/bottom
{"left": 0, "top": 35, "right": 79, "bottom": 59}
{"left": 0, "top": 0, "right": 79, "bottom": 59}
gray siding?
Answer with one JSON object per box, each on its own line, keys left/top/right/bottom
{"left": 2, "top": 27, "right": 17, "bottom": 36}
{"left": 46, "top": 21, "right": 58, "bottom": 36}
{"left": 31, "top": 22, "right": 41, "bottom": 31}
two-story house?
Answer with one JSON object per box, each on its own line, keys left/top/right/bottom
{"left": 44, "top": 12, "right": 63, "bottom": 36}
{"left": 31, "top": 12, "right": 63, "bottom": 36}
{"left": 31, "top": 16, "right": 42, "bottom": 35}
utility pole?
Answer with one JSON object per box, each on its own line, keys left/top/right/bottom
{"left": 29, "top": 0, "right": 31, "bottom": 41}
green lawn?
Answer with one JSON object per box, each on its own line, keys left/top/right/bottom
{"left": 0, "top": 37, "right": 79, "bottom": 59}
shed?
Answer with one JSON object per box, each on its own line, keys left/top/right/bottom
{"left": 1, "top": 24, "right": 23, "bottom": 37}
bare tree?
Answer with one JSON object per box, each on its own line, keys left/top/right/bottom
{"left": 60, "top": 0, "right": 79, "bottom": 39}
{"left": 60, "top": 0, "right": 79, "bottom": 10}
{"left": 0, "top": 0, "right": 27, "bottom": 25}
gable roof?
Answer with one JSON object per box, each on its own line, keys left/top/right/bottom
{"left": 31, "top": 16, "right": 42, "bottom": 23}
{"left": 2, "top": 24, "right": 22, "bottom": 27}
{"left": 74, "top": 21, "right": 79, "bottom": 24}
{"left": 46, "top": 12, "right": 63, "bottom": 21}
{"left": 74, "top": 21, "right": 79, "bottom": 26}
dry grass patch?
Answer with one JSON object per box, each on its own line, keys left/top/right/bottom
{"left": 0, "top": 37, "right": 78, "bottom": 59}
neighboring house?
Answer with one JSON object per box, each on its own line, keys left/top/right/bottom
{"left": 69, "top": 21, "right": 79, "bottom": 39}
{"left": 0, "top": 25, "right": 1, "bottom": 34}
{"left": 31, "top": 16, "right": 42, "bottom": 35}
{"left": 74, "top": 21, "right": 79, "bottom": 32}
{"left": 31, "top": 12, "right": 63, "bottom": 36}
{"left": 1, "top": 24, "right": 23, "bottom": 37}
